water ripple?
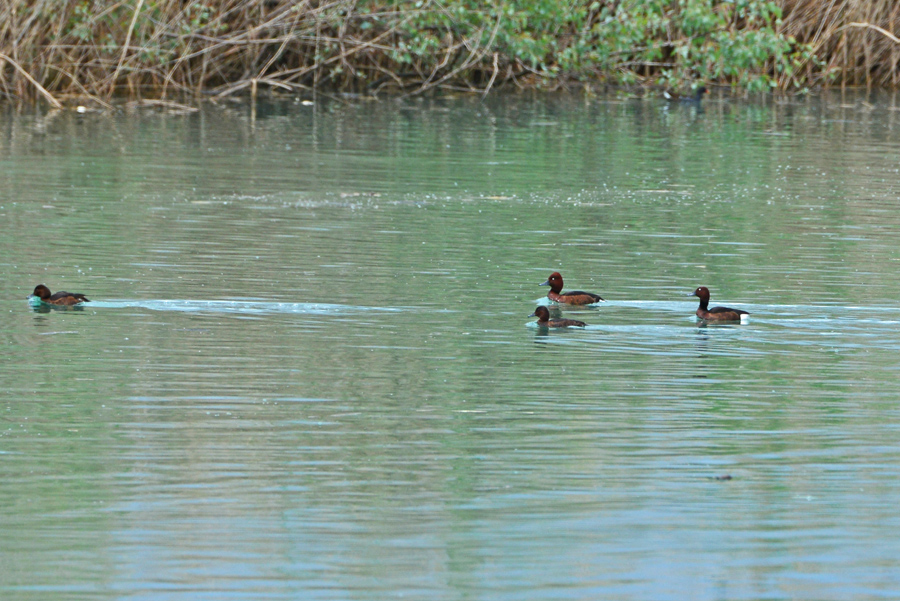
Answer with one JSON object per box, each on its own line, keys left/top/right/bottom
{"left": 87, "top": 300, "right": 402, "bottom": 315}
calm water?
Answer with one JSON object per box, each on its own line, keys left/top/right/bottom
{"left": 2, "top": 91, "right": 900, "bottom": 600}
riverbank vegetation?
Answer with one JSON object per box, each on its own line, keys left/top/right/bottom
{"left": 1, "top": 0, "right": 899, "bottom": 106}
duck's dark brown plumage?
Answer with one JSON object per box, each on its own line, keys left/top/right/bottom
{"left": 540, "top": 272, "right": 603, "bottom": 305}
{"left": 30, "top": 284, "right": 90, "bottom": 306}
{"left": 691, "top": 286, "right": 748, "bottom": 322}
{"left": 530, "top": 306, "right": 586, "bottom": 328}
{"left": 665, "top": 86, "right": 707, "bottom": 103}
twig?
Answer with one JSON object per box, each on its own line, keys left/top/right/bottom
{"left": 110, "top": 0, "right": 145, "bottom": 96}
{"left": 44, "top": 63, "right": 115, "bottom": 109}
{"left": 481, "top": 51, "right": 499, "bottom": 99}
{"left": 845, "top": 21, "right": 900, "bottom": 45}
{"left": 0, "top": 52, "right": 63, "bottom": 108}
{"left": 271, "top": 17, "right": 412, "bottom": 86}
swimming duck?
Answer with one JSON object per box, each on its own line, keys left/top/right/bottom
{"left": 540, "top": 272, "right": 603, "bottom": 305}
{"left": 530, "top": 306, "right": 586, "bottom": 328}
{"left": 691, "top": 286, "right": 748, "bottom": 322}
{"left": 29, "top": 284, "right": 90, "bottom": 306}
{"left": 664, "top": 86, "right": 708, "bottom": 104}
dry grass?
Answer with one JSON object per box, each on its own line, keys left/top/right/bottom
{"left": 1, "top": 0, "right": 398, "bottom": 105}
{"left": 2, "top": 0, "right": 900, "bottom": 106}
{"left": 780, "top": 0, "right": 900, "bottom": 87}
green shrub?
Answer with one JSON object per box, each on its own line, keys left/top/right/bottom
{"left": 387, "top": 0, "right": 808, "bottom": 92}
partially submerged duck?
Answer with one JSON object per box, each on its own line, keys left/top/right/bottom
{"left": 530, "top": 306, "right": 586, "bottom": 328}
{"left": 29, "top": 284, "right": 90, "bottom": 306}
{"left": 540, "top": 272, "right": 603, "bottom": 305}
{"left": 691, "top": 286, "right": 748, "bottom": 322}
{"left": 664, "top": 86, "right": 708, "bottom": 104}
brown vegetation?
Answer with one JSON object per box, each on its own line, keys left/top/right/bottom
{"left": 1, "top": 0, "right": 900, "bottom": 107}
{"left": 781, "top": 0, "right": 900, "bottom": 87}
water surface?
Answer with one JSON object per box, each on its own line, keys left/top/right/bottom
{"left": 2, "top": 91, "right": 900, "bottom": 600}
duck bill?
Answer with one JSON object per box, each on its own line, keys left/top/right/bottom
{"left": 539, "top": 280, "right": 550, "bottom": 287}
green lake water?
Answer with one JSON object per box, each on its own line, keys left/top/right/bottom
{"left": 2, "top": 91, "right": 900, "bottom": 599}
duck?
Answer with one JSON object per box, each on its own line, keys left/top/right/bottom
{"left": 690, "top": 286, "right": 748, "bottom": 322}
{"left": 664, "top": 86, "right": 707, "bottom": 104}
{"left": 540, "top": 272, "right": 603, "bottom": 305}
{"left": 530, "top": 306, "right": 586, "bottom": 328}
{"left": 29, "top": 284, "right": 90, "bottom": 306}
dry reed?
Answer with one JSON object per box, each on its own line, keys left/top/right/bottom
{"left": 780, "top": 0, "right": 900, "bottom": 88}
{"left": 2, "top": 0, "right": 900, "bottom": 106}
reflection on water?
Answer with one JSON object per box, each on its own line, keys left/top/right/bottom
{"left": 3, "top": 92, "right": 900, "bottom": 600}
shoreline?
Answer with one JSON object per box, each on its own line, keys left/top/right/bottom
{"left": 3, "top": 0, "right": 900, "bottom": 107}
